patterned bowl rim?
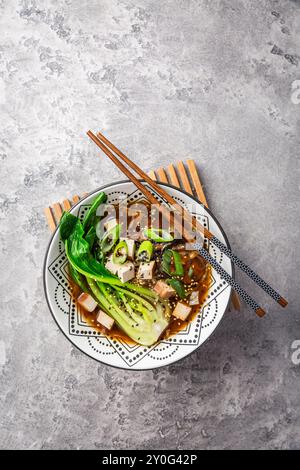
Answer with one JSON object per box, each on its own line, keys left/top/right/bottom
{"left": 43, "top": 180, "right": 234, "bottom": 370}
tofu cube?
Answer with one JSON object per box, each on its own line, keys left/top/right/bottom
{"left": 137, "top": 261, "right": 156, "bottom": 280}
{"left": 104, "top": 218, "right": 118, "bottom": 232}
{"left": 77, "top": 293, "right": 98, "bottom": 312}
{"left": 154, "top": 280, "right": 176, "bottom": 299}
{"left": 118, "top": 261, "right": 135, "bottom": 283}
{"left": 189, "top": 290, "right": 200, "bottom": 306}
{"left": 121, "top": 238, "right": 135, "bottom": 260}
{"left": 173, "top": 302, "right": 192, "bottom": 321}
{"left": 97, "top": 309, "right": 114, "bottom": 330}
{"left": 105, "top": 255, "right": 119, "bottom": 275}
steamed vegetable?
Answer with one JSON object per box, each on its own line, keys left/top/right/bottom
{"left": 143, "top": 228, "right": 174, "bottom": 243}
{"left": 65, "top": 220, "right": 115, "bottom": 282}
{"left": 101, "top": 224, "right": 120, "bottom": 253}
{"left": 172, "top": 251, "right": 184, "bottom": 276}
{"left": 167, "top": 278, "right": 186, "bottom": 299}
{"left": 60, "top": 208, "right": 170, "bottom": 346}
{"left": 59, "top": 191, "right": 211, "bottom": 347}
{"left": 122, "top": 238, "right": 135, "bottom": 260}
{"left": 85, "top": 226, "right": 96, "bottom": 248}
{"left": 161, "top": 248, "right": 186, "bottom": 296}
{"left": 162, "top": 249, "right": 173, "bottom": 275}
{"left": 162, "top": 249, "right": 184, "bottom": 277}
{"left": 95, "top": 219, "right": 104, "bottom": 241}
{"left": 136, "top": 240, "right": 153, "bottom": 261}
{"left": 68, "top": 263, "right": 90, "bottom": 293}
{"left": 60, "top": 212, "right": 78, "bottom": 241}
{"left": 82, "top": 192, "right": 107, "bottom": 233}
{"left": 86, "top": 278, "right": 170, "bottom": 346}
{"left": 113, "top": 240, "right": 128, "bottom": 264}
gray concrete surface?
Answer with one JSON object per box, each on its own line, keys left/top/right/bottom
{"left": 0, "top": 0, "right": 299, "bottom": 450}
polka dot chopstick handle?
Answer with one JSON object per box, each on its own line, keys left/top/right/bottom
{"left": 198, "top": 247, "right": 265, "bottom": 317}
{"left": 210, "top": 236, "right": 288, "bottom": 308}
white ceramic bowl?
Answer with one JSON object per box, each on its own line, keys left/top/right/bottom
{"left": 44, "top": 181, "right": 233, "bottom": 370}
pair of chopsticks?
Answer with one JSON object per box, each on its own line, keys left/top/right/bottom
{"left": 87, "top": 130, "right": 288, "bottom": 316}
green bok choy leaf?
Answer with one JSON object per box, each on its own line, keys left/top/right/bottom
{"left": 59, "top": 201, "right": 170, "bottom": 346}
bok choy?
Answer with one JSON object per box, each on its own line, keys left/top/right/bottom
{"left": 59, "top": 197, "right": 170, "bottom": 346}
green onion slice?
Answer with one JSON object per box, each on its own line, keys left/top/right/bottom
{"left": 172, "top": 251, "right": 184, "bottom": 276}
{"left": 113, "top": 240, "right": 128, "bottom": 264}
{"left": 143, "top": 228, "right": 174, "bottom": 243}
{"left": 188, "top": 266, "right": 194, "bottom": 278}
{"left": 162, "top": 249, "right": 173, "bottom": 275}
{"left": 167, "top": 279, "right": 186, "bottom": 299}
{"left": 100, "top": 224, "right": 120, "bottom": 253}
{"left": 162, "top": 249, "right": 184, "bottom": 276}
{"left": 136, "top": 240, "right": 153, "bottom": 262}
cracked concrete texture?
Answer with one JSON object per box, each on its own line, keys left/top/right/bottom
{"left": 0, "top": 0, "right": 299, "bottom": 450}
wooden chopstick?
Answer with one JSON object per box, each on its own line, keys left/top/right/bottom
{"left": 87, "top": 132, "right": 188, "bottom": 240}
{"left": 87, "top": 131, "right": 268, "bottom": 316}
{"left": 94, "top": 131, "right": 286, "bottom": 309}
{"left": 95, "top": 132, "right": 203, "bottom": 235}
{"left": 92, "top": 130, "right": 288, "bottom": 310}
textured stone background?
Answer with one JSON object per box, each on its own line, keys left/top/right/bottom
{"left": 0, "top": 0, "right": 299, "bottom": 450}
